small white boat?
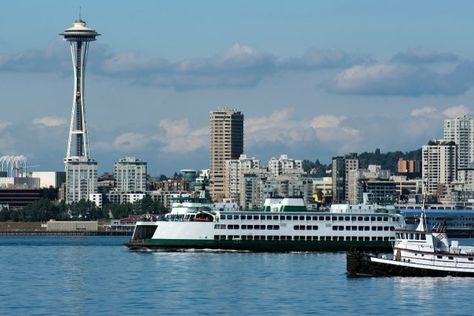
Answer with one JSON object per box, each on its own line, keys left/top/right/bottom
{"left": 347, "top": 211, "right": 474, "bottom": 277}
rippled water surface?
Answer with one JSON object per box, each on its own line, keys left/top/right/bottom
{"left": 1, "top": 236, "right": 474, "bottom": 315}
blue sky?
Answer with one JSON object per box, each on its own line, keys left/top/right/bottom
{"left": 0, "top": 1, "right": 473, "bottom": 175}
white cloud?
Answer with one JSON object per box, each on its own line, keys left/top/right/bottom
{"left": 310, "top": 115, "right": 346, "bottom": 129}
{"left": 245, "top": 109, "right": 313, "bottom": 146}
{"left": 113, "top": 132, "right": 149, "bottom": 152}
{"left": 410, "top": 107, "right": 438, "bottom": 118}
{"left": 325, "top": 61, "right": 474, "bottom": 96}
{"left": 220, "top": 43, "right": 258, "bottom": 62}
{"left": 158, "top": 119, "right": 208, "bottom": 153}
{"left": 33, "top": 116, "right": 67, "bottom": 127}
{"left": 245, "top": 110, "right": 360, "bottom": 152}
{"left": 443, "top": 105, "right": 470, "bottom": 118}
{"left": 310, "top": 115, "right": 360, "bottom": 145}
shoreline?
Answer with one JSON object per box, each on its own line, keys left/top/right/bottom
{"left": 0, "top": 230, "right": 131, "bottom": 236}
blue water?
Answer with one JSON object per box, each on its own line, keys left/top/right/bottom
{"left": 1, "top": 237, "right": 474, "bottom": 315}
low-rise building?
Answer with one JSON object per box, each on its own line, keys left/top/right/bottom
{"left": 30, "top": 171, "right": 66, "bottom": 188}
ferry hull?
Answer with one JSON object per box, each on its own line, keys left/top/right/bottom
{"left": 126, "top": 239, "right": 392, "bottom": 252}
{"left": 347, "top": 251, "right": 474, "bottom": 277}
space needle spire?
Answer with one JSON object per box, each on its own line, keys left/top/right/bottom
{"left": 61, "top": 18, "right": 100, "bottom": 203}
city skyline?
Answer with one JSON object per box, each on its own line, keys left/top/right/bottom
{"left": 0, "top": 1, "right": 473, "bottom": 175}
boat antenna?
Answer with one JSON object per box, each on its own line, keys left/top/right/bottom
{"left": 418, "top": 181, "right": 428, "bottom": 231}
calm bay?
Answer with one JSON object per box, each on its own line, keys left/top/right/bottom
{"left": 1, "top": 236, "right": 474, "bottom": 315}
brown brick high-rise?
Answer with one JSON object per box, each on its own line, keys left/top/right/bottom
{"left": 209, "top": 109, "right": 244, "bottom": 202}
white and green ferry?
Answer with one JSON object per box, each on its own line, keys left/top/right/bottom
{"left": 126, "top": 198, "right": 404, "bottom": 252}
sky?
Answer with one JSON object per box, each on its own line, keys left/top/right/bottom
{"left": 0, "top": 1, "right": 474, "bottom": 175}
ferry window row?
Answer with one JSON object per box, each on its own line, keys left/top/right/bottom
{"left": 213, "top": 235, "right": 393, "bottom": 242}
{"left": 333, "top": 226, "right": 393, "bottom": 231}
{"left": 214, "top": 224, "right": 280, "bottom": 230}
{"left": 219, "top": 214, "right": 390, "bottom": 222}
{"left": 294, "top": 225, "right": 319, "bottom": 230}
{"left": 395, "top": 232, "right": 426, "bottom": 240}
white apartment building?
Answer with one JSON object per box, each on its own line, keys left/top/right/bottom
{"left": 457, "top": 168, "right": 474, "bottom": 192}
{"left": 444, "top": 116, "right": 474, "bottom": 169}
{"left": 114, "top": 157, "right": 147, "bottom": 193}
{"left": 268, "top": 154, "right": 303, "bottom": 176}
{"left": 89, "top": 193, "right": 103, "bottom": 208}
{"left": 224, "top": 154, "right": 260, "bottom": 202}
{"left": 65, "top": 160, "right": 98, "bottom": 203}
{"left": 422, "top": 140, "right": 457, "bottom": 195}
{"left": 239, "top": 169, "right": 313, "bottom": 210}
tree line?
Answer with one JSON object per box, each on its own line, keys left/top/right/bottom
{"left": 0, "top": 195, "right": 167, "bottom": 222}
{"left": 303, "top": 148, "right": 422, "bottom": 175}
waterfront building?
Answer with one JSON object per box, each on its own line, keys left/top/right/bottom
{"left": 332, "top": 156, "right": 345, "bottom": 203}
{"left": 148, "top": 190, "right": 190, "bottom": 209}
{"left": 0, "top": 189, "right": 43, "bottom": 209}
{"left": 180, "top": 169, "right": 198, "bottom": 189}
{"left": 61, "top": 19, "right": 100, "bottom": 203}
{"left": 89, "top": 193, "right": 103, "bottom": 208}
{"left": 239, "top": 169, "right": 313, "bottom": 210}
{"left": 105, "top": 192, "right": 146, "bottom": 205}
{"left": 114, "top": 157, "right": 147, "bottom": 193}
{"left": 152, "top": 178, "right": 189, "bottom": 192}
{"left": 30, "top": 171, "right": 66, "bottom": 189}
{"left": 422, "top": 140, "right": 457, "bottom": 196}
{"left": 195, "top": 169, "right": 209, "bottom": 187}
{"left": 332, "top": 153, "right": 359, "bottom": 203}
{"left": 458, "top": 167, "right": 474, "bottom": 192}
{"left": 0, "top": 177, "right": 40, "bottom": 189}
{"left": 97, "top": 173, "right": 115, "bottom": 194}
{"left": 344, "top": 154, "right": 359, "bottom": 202}
{"left": 312, "top": 177, "right": 332, "bottom": 204}
{"left": 390, "top": 175, "right": 423, "bottom": 200}
{"left": 268, "top": 154, "right": 303, "bottom": 176}
{"left": 209, "top": 108, "right": 244, "bottom": 202}
{"left": 444, "top": 115, "right": 474, "bottom": 169}
{"left": 397, "top": 158, "right": 421, "bottom": 178}
{"left": 347, "top": 165, "right": 392, "bottom": 204}
{"left": 224, "top": 154, "right": 260, "bottom": 202}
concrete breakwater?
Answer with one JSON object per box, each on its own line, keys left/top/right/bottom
{"left": 0, "top": 222, "right": 132, "bottom": 236}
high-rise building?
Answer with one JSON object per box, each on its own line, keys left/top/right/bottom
{"left": 422, "top": 140, "right": 457, "bottom": 196}
{"left": 331, "top": 153, "right": 359, "bottom": 203}
{"left": 344, "top": 154, "right": 359, "bottom": 202}
{"left": 61, "top": 19, "right": 100, "bottom": 203}
{"left": 114, "top": 157, "right": 147, "bottom": 193}
{"left": 209, "top": 108, "right": 244, "bottom": 202}
{"left": 444, "top": 116, "right": 474, "bottom": 169}
{"left": 331, "top": 156, "right": 345, "bottom": 203}
{"left": 224, "top": 154, "right": 260, "bottom": 202}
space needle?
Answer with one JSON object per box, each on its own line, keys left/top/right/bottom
{"left": 61, "top": 19, "right": 100, "bottom": 204}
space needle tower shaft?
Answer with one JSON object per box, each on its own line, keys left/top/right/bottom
{"left": 61, "top": 19, "right": 100, "bottom": 160}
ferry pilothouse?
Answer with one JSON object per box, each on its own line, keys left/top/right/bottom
{"left": 126, "top": 197, "right": 404, "bottom": 252}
